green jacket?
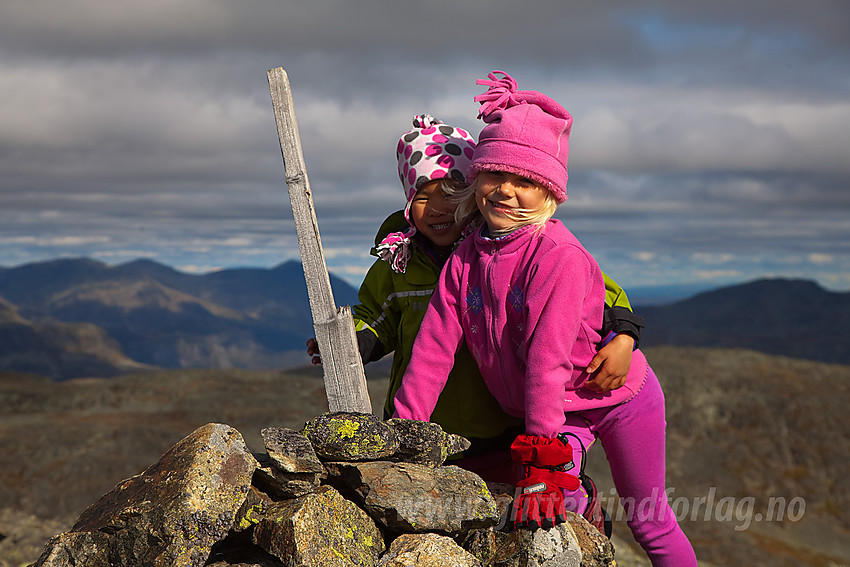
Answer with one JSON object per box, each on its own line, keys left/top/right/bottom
{"left": 352, "top": 211, "right": 636, "bottom": 447}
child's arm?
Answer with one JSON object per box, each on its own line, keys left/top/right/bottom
{"left": 307, "top": 258, "right": 399, "bottom": 365}
{"left": 585, "top": 272, "right": 645, "bottom": 392}
{"left": 524, "top": 245, "right": 599, "bottom": 438}
{"left": 349, "top": 211, "right": 411, "bottom": 363}
{"left": 600, "top": 271, "right": 644, "bottom": 344}
{"left": 351, "top": 260, "right": 401, "bottom": 358}
{"left": 306, "top": 326, "right": 386, "bottom": 366}
{"left": 393, "top": 256, "right": 465, "bottom": 422}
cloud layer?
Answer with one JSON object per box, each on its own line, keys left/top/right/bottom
{"left": 2, "top": 0, "right": 848, "bottom": 291}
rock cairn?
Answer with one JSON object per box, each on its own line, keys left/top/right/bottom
{"left": 32, "top": 412, "right": 615, "bottom": 567}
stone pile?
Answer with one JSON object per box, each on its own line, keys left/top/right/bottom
{"left": 31, "top": 412, "right": 615, "bottom": 567}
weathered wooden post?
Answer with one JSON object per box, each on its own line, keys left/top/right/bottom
{"left": 267, "top": 67, "right": 372, "bottom": 414}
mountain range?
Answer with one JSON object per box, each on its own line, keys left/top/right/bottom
{"left": 0, "top": 258, "right": 357, "bottom": 378}
{"left": 0, "top": 258, "right": 847, "bottom": 379}
{"left": 638, "top": 278, "right": 850, "bottom": 364}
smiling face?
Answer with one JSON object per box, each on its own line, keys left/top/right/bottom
{"left": 408, "top": 179, "right": 466, "bottom": 252}
{"left": 472, "top": 171, "right": 550, "bottom": 233}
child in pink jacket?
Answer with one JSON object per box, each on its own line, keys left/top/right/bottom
{"left": 394, "top": 71, "right": 697, "bottom": 567}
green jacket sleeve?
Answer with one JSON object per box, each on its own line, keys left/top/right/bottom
{"left": 601, "top": 270, "right": 644, "bottom": 344}
{"left": 602, "top": 271, "right": 632, "bottom": 310}
{"left": 350, "top": 210, "right": 411, "bottom": 362}
{"left": 352, "top": 259, "right": 402, "bottom": 357}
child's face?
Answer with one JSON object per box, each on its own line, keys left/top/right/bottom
{"left": 473, "top": 171, "right": 548, "bottom": 232}
{"left": 409, "top": 179, "right": 465, "bottom": 252}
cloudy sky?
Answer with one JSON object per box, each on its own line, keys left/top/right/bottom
{"left": 2, "top": 1, "right": 849, "bottom": 295}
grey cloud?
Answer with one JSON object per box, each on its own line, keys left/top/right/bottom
{"left": 0, "top": 0, "right": 847, "bottom": 291}
{"left": 4, "top": 1, "right": 847, "bottom": 86}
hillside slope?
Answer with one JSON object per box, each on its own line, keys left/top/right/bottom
{"left": 0, "top": 298, "right": 150, "bottom": 379}
{"left": 587, "top": 346, "right": 850, "bottom": 566}
{"left": 1, "top": 347, "right": 848, "bottom": 566}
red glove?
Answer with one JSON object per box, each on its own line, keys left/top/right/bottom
{"left": 510, "top": 434, "right": 580, "bottom": 530}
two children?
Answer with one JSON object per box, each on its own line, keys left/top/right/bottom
{"left": 347, "top": 115, "right": 525, "bottom": 451}
{"left": 319, "top": 115, "right": 641, "bottom": 451}
{"left": 307, "top": 113, "right": 644, "bottom": 529}
{"left": 393, "top": 72, "right": 697, "bottom": 566}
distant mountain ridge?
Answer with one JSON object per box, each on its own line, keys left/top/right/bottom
{"left": 1, "top": 259, "right": 846, "bottom": 378}
{"left": 0, "top": 258, "right": 358, "bottom": 378}
{"left": 639, "top": 278, "right": 850, "bottom": 364}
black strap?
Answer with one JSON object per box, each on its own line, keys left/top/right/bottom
{"left": 557, "top": 432, "right": 588, "bottom": 479}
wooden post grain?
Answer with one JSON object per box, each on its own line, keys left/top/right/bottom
{"left": 267, "top": 67, "right": 371, "bottom": 414}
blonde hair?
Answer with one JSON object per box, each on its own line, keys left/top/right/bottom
{"left": 453, "top": 173, "right": 559, "bottom": 237}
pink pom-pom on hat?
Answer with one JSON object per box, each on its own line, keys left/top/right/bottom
{"left": 467, "top": 71, "right": 572, "bottom": 203}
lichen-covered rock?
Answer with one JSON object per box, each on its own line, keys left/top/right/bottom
{"left": 457, "top": 528, "right": 498, "bottom": 565}
{"left": 488, "top": 527, "right": 576, "bottom": 567}
{"left": 206, "top": 556, "right": 283, "bottom": 567}
{"left": 261, "top": 427, "right": 323, "bottom": 473}
{"left": 485, "top": 482, "right": 517, "bottom": 530}
{"left": 527, "top": 524, "right": 583, "bottom": 566}
{"left": 252, "top": 485, "right": 385, "bottom": 566}
{"left": 486, "top": 529, "right": 531, "bottom": 567}
{"left": 205, "top": 528, "right": 290, "bottom": 566}
{"left": 253, "top": 452, "right": 321, "bottom": 499}
{"left": 30, "top": 531, "right": 114, "bottom": 567}
{"left": 302, "top": 412, "right": 399, "bottom": 461}
{"left": 488, "top": 516, "right": 610, "bottom": 567}
{"left": 378, "top": 533, "right": 483, "bottom": 567}
{"left": 564, "top": 511, "right": 614, "bottom": 567}
{"left": 233, "top": 486, "right": 273, "bottom": 533}
{"left": 325, "top": 461, "right": 499, "bottom": 535}
{"left": 386, "top": 418, "right": 471, "bottom": 467}
{"left": 33, "top": 423, "right": 258, "bottom": 567}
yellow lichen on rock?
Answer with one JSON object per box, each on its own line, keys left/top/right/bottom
{"left": 253, "top": 486, "right": 385, "bottom": 566}
{"left": 332, "top": 418, "right": 361, "bottom": 439}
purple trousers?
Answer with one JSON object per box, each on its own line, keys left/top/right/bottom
{"left": 562, "top": 367, "right": 698, "bottom": 567}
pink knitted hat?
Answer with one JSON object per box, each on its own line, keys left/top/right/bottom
{"left": 467, "top": 71, "right": 573, "bottom": 203}
{"left": 376, "top": 115, "right": 476, "bottom": 273}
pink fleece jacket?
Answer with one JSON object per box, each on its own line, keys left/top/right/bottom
{"left": 394, "top": 219, "right": 647, "bottom": 438}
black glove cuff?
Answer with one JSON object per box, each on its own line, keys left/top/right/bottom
{"left": 356, "top": 329, "right": 386, "bottom": 363}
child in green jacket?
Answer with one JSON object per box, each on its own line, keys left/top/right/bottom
{"left": 308, "top": 115, "right": 643, "bottom": 476}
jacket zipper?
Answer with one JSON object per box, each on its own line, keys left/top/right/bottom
{"left": 484, "top": 245, "right": 513, "bottom": 407}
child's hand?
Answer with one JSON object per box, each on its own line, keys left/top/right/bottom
{"left": 585, "top": 334, "right": 634, "bottom": 393}
{"left": 305, "top": 338, "right": 322, "bottom": 365}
